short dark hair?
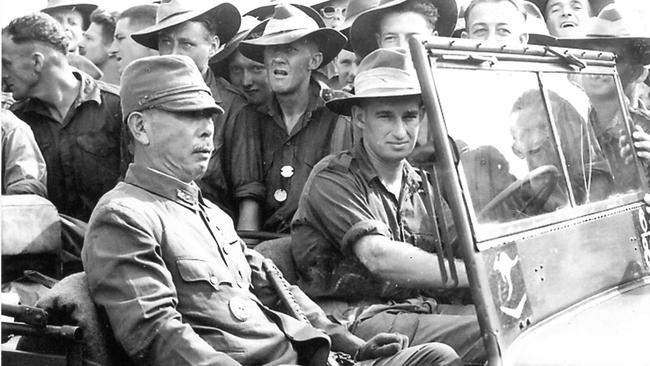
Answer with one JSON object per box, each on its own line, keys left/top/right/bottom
{"left": 118, "top": 4, "right": 158, "bottom": 29}
{"left": 389, "top": 0, "right": 440, "bottom": 32}
{"left": 464, "top": 0, "right": 526, "bottom": 27}
{"left": 3, "top": 13, "right": 69, "bottom": 54}
{"left": 90, "top": 8, "right": 118, "bottom": 45}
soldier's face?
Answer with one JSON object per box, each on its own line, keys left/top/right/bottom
{"left": 264, "top": 39, "right": 321, "bottom": 96}
{"left": 79, "top": 22, "right": 110, "bottom": 66}
{"left": 48, "top": 8, "right": 85, "bottom": 52}
{"left": 110, "top": 18, "right": 158, "bottom": 75}
{"left": 228, "top": 50, "right": 271, "bottom": 106}
{"left": 143, "top": 108, "right": 215, "bottom": 183}
{"left": 376, "top": 11, "right": 435, "bottom": 53}
{"left": 355, "top": 96, "right": 423, "bottom": 164}
{"left": 465, "top": 1, "right": 528, "bottom": 44}
{"left": 1, "top": 34, "right": 40, "bottom": 100}
{"left": 158, "top": 21, "right": 218, "bottom": 75}
{"left": 544, "top": 0, "right": 591, "bottom": 37}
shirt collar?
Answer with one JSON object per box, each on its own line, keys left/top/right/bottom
{"left": 260, "top": 77, "right": 325, "bottom": 118}
{"left": 353, "top": 142, "right": 422, "bottom": 191}
{"left": 19, "top": 70, "right": 102, "bottom": 117}
{"left": 204, "top": 68, "right": 223, "bottom": 104}
{"left": 124, "top": 164, "right": 201, "bottom": 211}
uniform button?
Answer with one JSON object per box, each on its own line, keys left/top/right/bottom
{"left": 274, "top": 189, "right": 287, "bottom": 202}
{"left": 210, "top": 276, "right": 219, "bottom": 285}
{"left": 229, "top": 297, "right": 251, "bottom": 322}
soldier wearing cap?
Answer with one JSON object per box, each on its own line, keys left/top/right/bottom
{"left": 349, "top": 0, "right": 457, "bottom": 59}
{"left": 530, "top": 0, "right": 611, "bottom": 37}
{"left": 82, "top": 53, "right": 462, "bottom": 366}
{"left": 291, "top": 48, "right": 486, "bottom": 364}
{"left": 108, "top": 4, "right": 159, "bottom": 76}
{"left": 239, "top": 3, "right": 353, "bottom": 233}
{"left": 559, "top": 5, "right": 650, "bottom": 187}
{"left": 3, "top": 13, "right": 124, "bottom": 222}
{"left": 132, "top": 0, "right": 260, "bottom": 229}
{"left": 211, "top": 15, "right": 272, "bottom": 107}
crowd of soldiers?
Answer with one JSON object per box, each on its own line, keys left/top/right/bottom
{"left": 3, "top": 0, "right": 650, "bottom": 365}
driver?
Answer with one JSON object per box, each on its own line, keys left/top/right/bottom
{"left": 291, "top": 48, "right": 486, "bottom": 364}
{"left": 510, "top": 89, "right": 613, "bottom": 204}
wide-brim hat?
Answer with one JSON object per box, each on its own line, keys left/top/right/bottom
{"left": 522, "top": 1, "right": 559, "bottom": 46}
{"left": 240, "top": 3, "right": 347, "bottom": 66}
{"left": 41, "top": 0, "right": 98, "bottom": 29}
{"left": 558, "top": 4, "right": 650, "bottom": 65}
{"left": 210, "top": 16, "right": 262, "bottom": 65}
{"left": 246, "top": 0, "right": 332, "bottom": 20}
{"left": 529, "top": 0, "right": 612, "bottom": 18}
{"left": 132, "top": 0, "right": 240, "bottom": 51}
{"left": 326, "top": 48, "right": 421, "bottom": 116}
{"left": 350, "top": 0, "right": 458, "bottom": 59}
{"left": 121, "top": 55, "right": 223, "bottom": 119}
{"left": 337, "top": 0, "right": 380, "bottom": 51}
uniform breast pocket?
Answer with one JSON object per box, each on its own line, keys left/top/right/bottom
{"left": 76, "top": 132, "right": 118, "bottom": 157}
{"left": 176, "top": 258, "right": 236, "bottom": 291}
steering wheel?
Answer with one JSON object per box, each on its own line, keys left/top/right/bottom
{"left": 477, "top": 165, "right": 560, "bottom": 221}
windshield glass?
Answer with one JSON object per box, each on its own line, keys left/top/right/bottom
{"left": 433, "top": 68, "right": 644, "bottom": 240}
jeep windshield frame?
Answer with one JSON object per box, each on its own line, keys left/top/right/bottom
{"left": 410, "top": 37, "right": 648, "bottom": 247}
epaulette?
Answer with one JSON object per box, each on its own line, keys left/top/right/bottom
{"left": 326, "top": 150, "right": 354, "bottom": 172}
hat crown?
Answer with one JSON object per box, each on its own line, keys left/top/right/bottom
{"left": 44, "top": 0, "right": 94, "bottom": 8}
{"left": 263, "top": 3, "right": 322, "bottom": 37}
{"left": 354, "top": 48, "right": 420, "bottom": 96}
{"left": 120, "top": 55, "right": 214, "bottom": 115}
{"left": 157, "top": 0, "right": 197, "bottom": 23}
{"left": 585, "top": 3, "right": 630, "bottom": 37}
{"left": 338, "top": 0, "right": 380, "bottom": 31}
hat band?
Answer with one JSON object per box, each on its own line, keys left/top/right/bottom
{"left": 138, "top": 85, "right": 212, "bottom": 109}
{"left": 158, "top": 9, "right": 193, "bottom": 24}
{"left": 354, "top": 68, "right": 420, "bottom": 96}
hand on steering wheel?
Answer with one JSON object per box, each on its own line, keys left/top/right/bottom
{"left": 477, "top": 165, "right": 560, "bottom": 222}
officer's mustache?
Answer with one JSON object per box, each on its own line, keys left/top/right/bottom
{"left": 192, "top": 144, "right": 214, "bottom": 154}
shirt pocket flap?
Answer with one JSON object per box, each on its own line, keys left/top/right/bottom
{"left": 176, "top": 258, "right": 235, "bottom": 287}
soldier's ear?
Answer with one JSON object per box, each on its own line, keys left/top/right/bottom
{"left": 208, "top": 35, "right": 220, "bottom": 58}
{"left": 127, "top": 111, "right": 150, "bottom": 145}
{"left": 352, "top": 105, "right": 366, "bottom": 130}
{"left": 309, "top": 51, "right": 323, "bottom": 70}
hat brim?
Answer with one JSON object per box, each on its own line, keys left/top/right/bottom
{"left": 210, "top": 28, "right": 255, "bottom": 65}
{"left": 326, "top": 90, "right": 421, "bottom": 116}
{"left": 558, "top": 36, "right": 650, "bottom": 65}
{"left": 131, "top": 3, "right": 240, "bottom": 51}
{"left": 42, "top": 3, "right": 98, "bottom": 28}
{"left": 350, "top": 0, "right": 458, "bottom": 58}
{"left": 529, "top": 0, "right": 613, "bottom": 18}
{"left": 153, "top": 91, "right": 224, "bottom": 115}
{"left": 240, "top": 26, "right": 347, "bottom": 66}
{"left": 528, "top": 33, "right": 559, "bottom": 46}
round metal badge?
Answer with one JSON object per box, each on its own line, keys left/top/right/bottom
{"left": 274, "top": 189, "right": 288, "bottom": 202}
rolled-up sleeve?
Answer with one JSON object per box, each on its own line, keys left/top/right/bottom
{"left": 228, "top": 106, "right": 265, "bottom": 202}
{"left": 293, "top": 163, "right": 391, "bottom": 255}
{"left": 82, "top": 202, "right": 241, "bottom": 366}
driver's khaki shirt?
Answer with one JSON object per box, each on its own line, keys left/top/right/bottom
{"left": 291, "top": 144, "right": 456, "bottom": 302}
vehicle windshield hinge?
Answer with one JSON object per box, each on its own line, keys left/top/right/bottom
{"left": 544, "top": 46, "right": 587, "bottom": 70}
{"left": 437, "top": 53, "right": 498, "bottom": 66}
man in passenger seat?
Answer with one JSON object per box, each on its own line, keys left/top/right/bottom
{"left": 82, "top": 54, "right": 462, "bottom": 366}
